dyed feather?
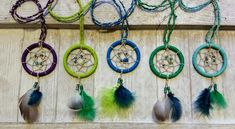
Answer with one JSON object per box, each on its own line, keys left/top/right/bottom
{"left": 194, "top": 88, "right": 212, "bottom": 117}
{"left": 168, "top": 92, "right": 182, "bottom": 122}
{"left": 78, "top": 86, "right": 96, "bottom": 121}
{"left": 114, "top": 85, "right": 135, "bottom": 108}
{"left": 210, "top": 88, "right": 227, "bottom": 109}
{"left": 153, "top": 96, "right": 171, "bottom": 121}
{"left": 100, "top": 87, "right": 120, "bottom": 117}
{"left": 28, "top": 89, "right": 42, "bottom": 105}
{"left": 19, "top": 82, "right": 42, "bottom": 123}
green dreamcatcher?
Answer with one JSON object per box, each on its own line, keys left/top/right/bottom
{"left": 49, "top": 0, "right": 97, "bottom": 121}
{"left": 148, "top": 0, "right": 184, "bottom": 122}
{"left": 192, "top": 0, "right": 228, "bottom": 117}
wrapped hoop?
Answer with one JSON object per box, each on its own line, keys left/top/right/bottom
{"left": 192, "top": 44, "right": 227, "bottom": 78}
{"left": 63, "top": 43, "right": 98, "bottom": 78}
{"left": 21, "top": 42, "right": 57, "bottom": 77}
{"left": 149, "top": 45, "right": 184, "bottom": 79}
{"left": 107, "top": 40, "right": 141, "bottom": 73}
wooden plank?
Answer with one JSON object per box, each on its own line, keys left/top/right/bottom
{"left": 1, "top": 0, "right": 235, "bottom": 29}
{"left": 0, "top": 123, "right": 234, "bottom": 129}
{"left": 0, "top": 29, "right": 235, "bottom": 125}
{"left": 130, "top": 30, "right": 158, "bottom": 122}
{"left": 0, "top": 29, "right": 23, "bottom": 122}
{"left": 220, "top": 31, "right": 235, "bottom": 123}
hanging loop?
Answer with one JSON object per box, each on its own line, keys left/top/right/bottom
{"left": 163, "top": 0, "right": 177, "bottom": 47}
{"left": 205, "top": 0, "right": 220, "bottom": 44}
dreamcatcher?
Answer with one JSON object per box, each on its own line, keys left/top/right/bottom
{"left": 188, "top": 0, "right": 227, "bottom": 117}
{"left": 49, "top": 0, "right": 97, "bottom": 121}
{"left": 138, "top": 0, "right": 184, "bottom": 122}
{"left": 10, "top": 0, "right": 57, "bottom": 123}
{"left": 91, "top": 0, "right": 140, "bottom": 117}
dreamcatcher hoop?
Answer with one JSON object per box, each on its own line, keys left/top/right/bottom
{"left": 63, "top": 44, "right": 98, "bottom": 78}
{"left": 192, "top": 43, "right": 227, "bottom": 78}
{"left": 106, "top": 40, "right": 141, "bottom": 73}
{"left": 149, "top": 45, "right": 184, "bottom": 79}
{"left": 21, "top": 42, "right": 57, "bottom": 77}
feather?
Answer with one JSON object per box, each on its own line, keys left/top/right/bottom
{"left": 28, "top": 87, "right": 42, "bottom": 105}
{"left": 19, "top": 82, "right": 42, "bottom": 123}
{"left": 194, "top": 88, "right": 212, "bottom": 117}
{"left": 100, "top": 87, "right": 120, "bottom": 117}
{"left": 78, "top": 85, "right": 96, "bottom": 121}
{"left": 168, "top": 92, "right": 182, "bottom": 122}
{"left": 114, "top": 79, "right": 135, "bottom": 108}
{"left": 210, "top": 85, "right": 227, "bottom": 109}
{"left": 68, "top": 95, "right": 83, "bottom": 111}
{"left": 153, "top": 96, "right": 171, "bottom": 121}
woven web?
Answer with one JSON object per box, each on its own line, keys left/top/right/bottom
{"left": 110, "top": 44, "right": 137, "bottom": 70}
{"left": 154, "top": 49, "right": 181, "bottom": 75}
{"left": 67, "top": 48, "right": 95, "bottom": 74}
{"left": 197, "top": 48, "right": 223, "bottom": 74}
{"left": 26, "top": 47, "right": 53, "bottom": 73}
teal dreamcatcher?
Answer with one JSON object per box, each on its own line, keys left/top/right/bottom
{"left": 190, "top": 0, "right": 228, "bottom": 117}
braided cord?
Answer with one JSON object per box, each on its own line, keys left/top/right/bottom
{"left": 80, "top": 10, "right": 85, "bottom": 45}
{"left": 163, "top": 0, "right": 177, "bottom": 47}
{"left": 205, "top": 0, "right": 220, "bottom": 44}
{"left": 10, "top": 0, "right": 54, "bottom": 43}
{"left": 137, "top": 0, "right": 172, "bottom": 12}
{"left": 48, "top": 0, "right": 91, "bottom": 44}
{"left": 91, "top": 0, "right": 136, "bottom": 28}
{"left": 115, "top": 0, "right": 129, "bottom": 41}
{"left": 48, "top": 0, "right": 92, "bottom": 23}
{"left": 178, "top": 0, "right": 212, "bottom": 12}
{"left": 10, "top": 0, "right": 54, "bottom": 23}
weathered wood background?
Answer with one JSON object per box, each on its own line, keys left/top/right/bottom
{"left": 0, "top": 0, "right": 235, "bottom": 129}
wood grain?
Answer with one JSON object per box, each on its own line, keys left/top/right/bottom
{"left": 0, "top": 29, "right": 235, "bottom": 127}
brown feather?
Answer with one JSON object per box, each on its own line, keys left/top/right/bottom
{"left": 19, "top": 89, "right": 40, "bottom": 123}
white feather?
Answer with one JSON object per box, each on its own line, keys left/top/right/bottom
{"left": 153, "top": 96, "right": 171, "bottom": 121}
{"left": 67, "top": 95, "right": 83, "bottom": 111}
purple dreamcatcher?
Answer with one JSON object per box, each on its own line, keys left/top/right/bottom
{"left": 10, "top": 0, "right": 57, "bottom": 123}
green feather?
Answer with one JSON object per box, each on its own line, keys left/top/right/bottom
{"left": 100, "top": 87, "right": 120, "bottom": 117}
{"left": 210, "top": 84, "right": 227, "bottom": 109}
{"left": 99, "top": 85, "right": 132, "bottom": 118}
{"left": 78, "top": 85, "right": 96, "bottom": 121}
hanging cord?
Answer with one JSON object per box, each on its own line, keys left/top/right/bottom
{"left": 10, "top": 0, "right": 54, "bottom": 23}
{"left": 80, "top": 10, "right": 85, "bottom": 45}
{"left": 163, "top": 0, "right": 177, "bottom": 48}
{"left": 91, "top": 0, "right": 136, "bottom": 28}
{"left": 119, "top": 0, "right": 130, "bottom": 41}
{"left": 48, "top": 0, "right": 92, "bottom": 23}
{"left": 44, "top": 0, "right": 58, "bottom": 16}
{"left": 205, "top": 0, "right": 220, "bottom": 44}
{"left": 39, "top": 16, "right": 47, "bottom": 44}
{"left": 178, "top": 0, "right": 212, "bottom": 12}
{"left": 121, "top": 19, "right": 129, "bottom": 42}
{"left": 137, "top": 0, "right": 173, "bottom": 12}
{"left": 10, "top": 0, "right": 53, "bottom": 44}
